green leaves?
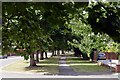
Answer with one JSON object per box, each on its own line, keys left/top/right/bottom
{"left": 87, "top": 2, "right": 120, "bottom": 42}
{"left": 2, "top": 2, "right": 120, "bottom": 59}
{"left": 67, "top": 13, "right": 119, "bottom": 54}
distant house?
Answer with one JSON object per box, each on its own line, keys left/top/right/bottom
{"left": 0, "top": 18, "right": 2, "bottom": 24}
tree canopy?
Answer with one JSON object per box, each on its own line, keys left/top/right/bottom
{"left": 87, "top": 2, "right": 120, "bottom": 42}
{"left": 2, "top": 2, "right": 120, "bottom": 66}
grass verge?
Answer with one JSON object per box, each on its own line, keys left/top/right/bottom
{"left": 66, "top": 56, "right": 110, "bottom": 72}
{"left": 2, "top": 56, "right": 60, "bottom": 75}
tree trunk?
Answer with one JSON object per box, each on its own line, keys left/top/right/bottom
{"left": 45, "top": 52, "right": 48, "bottom": 59}
{"left": 74, "top": 48, "right": 83, "bottom": 57}
{"left": 57, "top": 50, "right": 60, "bottom": 56}
{"left": 40, "top": 51, "right": 44, "bottom": 60}
{"left": 54, "top": 50, "right": 57, "bottom": 56}
{"left": 30, "top": 53, "right": 37, "bottom": 66}
{"left": 51, "top": 50, "right": 54, "bottom": 57}
{"left": 68, "top": 50, "right": 70, "bottom": 54}
{"left": 62, "top": 50, "right": 65, "bottom": 54}
{"left": 36, "top": 50, "right": 40, "bottom": 62}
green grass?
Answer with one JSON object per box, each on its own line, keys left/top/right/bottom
{"left": 66, "top": 56, "right": 110, "bottom": 72}
{"left": 2, "top": 56, "right": 60, "bottom": 75}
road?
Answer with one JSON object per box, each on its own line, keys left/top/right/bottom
{"left": 0, "top": 52, "right": 52, "bottom": 69}
{"left": 0, "top": 56, "right": 24, "bottom": 68}
{"left": 1, "top": 70, "right": 119, "bottom": 79}
{"left": 1, "top": 73, "right": 119, "bottom": 80}
{"left": 0, "top": 56, "right": 24, "bottom": 79}
{"left": 1, "top": 78, "right": 118, "bottom": 80}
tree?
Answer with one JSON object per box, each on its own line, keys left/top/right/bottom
{"left": 67, "top": 12, "right": 116, "bottom": 59}
{"left": 2, "top": 2, "right": 120, "bottom": 67}
{"left": 2, "top": 2, "right": 51, "bottom": 66}
{"left": 2, "top": 2, "right": 88, "bottom": 66}
{"left": 87, "top": 2, "right": 120, "bottom": 43}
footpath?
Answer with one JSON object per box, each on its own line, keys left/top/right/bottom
{"left": 58, "top": 55, "right": 77, "bottom": 75}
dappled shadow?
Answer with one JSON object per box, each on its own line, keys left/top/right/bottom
{"left": 66, "top": 57, "right": 93, "bottom": 64}
{"left": 61, "top": 56, "right": 114, "bottom": 76}
{"left": 25, "top": 65, "right": 43, "bottom": 68}
{"left": 23, "top": 61, "right": 29, "bottom": 63}
{"left": 24, "top": 64, "right": 59, "bottom": 74}
{"left": 72, "top": 65, "right": 110, "bottom": 71}
{"left": 67, "top": 61, "right": 113, "bottom": 75}
{"left": 65, "top": 54, "right": 75, "bottom": 57}
{"left": 37, "top": 61, "right": 58, "bottom": 64}
{"left": 58, "top": 64, "right": 114, "bottom": 76}
{"left": 67, "top": 57, "right": 82, "bottom": 60}
{"left": 66, "top": 61, "right": 93, "bottom": 64}
{"left": 24, "top": 65, "right": 45, "bottom": 72}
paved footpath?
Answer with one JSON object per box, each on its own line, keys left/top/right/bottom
{"left": 58, "top": 55, "right": 77, "bottom": 75}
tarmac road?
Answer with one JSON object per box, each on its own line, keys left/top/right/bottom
{"left": 0, "top": 56, "right": 24, "bottom": 68}
{"left": 1, "top": 78, "right": 119, "bottom": 80}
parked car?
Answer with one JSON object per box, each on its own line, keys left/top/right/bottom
{"left": 97, "top": 52, "right": 106, "bottom": 60}
{"left": 0, "top": 54, "right": 8, "bottom": 59}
